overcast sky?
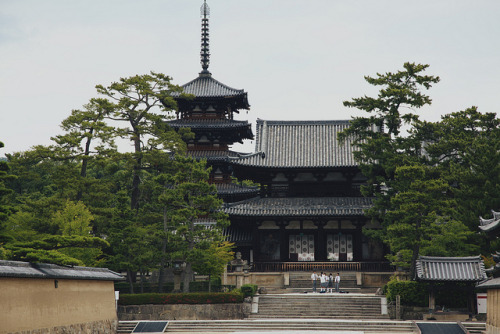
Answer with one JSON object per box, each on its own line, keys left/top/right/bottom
{"left": 1, "top": 0, "right": 499, "bottom": 157}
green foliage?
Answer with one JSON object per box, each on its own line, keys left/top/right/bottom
{"left": 240, "top": 284, "right": 258, "bottom": 298}
{"left": 385, "top": 279, "right": 428, "bottom": 307}
{"left": 418, "top": 107, "right": 500, "bottom": 234}
{"left": 189, "top": 241, "right": 235, "bottom": 279}
{"left": 340, "top": 63, "right": 489, "bottom": 276}
{"left": 5, "top": 235, "right": 109, "bottom": 266}
{"left": 118, "top": 291, "right": 243, "bottom": 305}
{"left": 383, "top": 165, "right": 478, "bottom": 275}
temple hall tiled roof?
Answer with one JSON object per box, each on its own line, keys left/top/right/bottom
{"left": 415, "top": 256, "right": 487, "bottom": 282}
{"left": 479, "top": 209, "right": 500, "bottom": 233}
{"left": 0, "top": 260, "right": 124, "bottom": 281}
{"left": 229, "top": 120, "right": 358, "bottom": 168}
{"left": 224, "top": 197, "right": 372, "bottom": 217}
{"left": 223, "top": 226, "right": 252, "bottom": 243}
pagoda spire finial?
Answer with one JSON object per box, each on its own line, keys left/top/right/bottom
{"left": 200, "top": 0, "right": 211, "bottom": 75}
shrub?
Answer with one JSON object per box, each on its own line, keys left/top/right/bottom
{"left": 240, "top": 284, "right": 258, "bottom": 298}
{"left": 118, "top": 291, "right": 244, "bottom": 306}
{"left": 385, "top": 279, "right": 428, "bottom": 307}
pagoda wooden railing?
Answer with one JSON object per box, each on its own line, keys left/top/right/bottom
{"left": 251, "top": 261, "right": 394, "bottom": 272}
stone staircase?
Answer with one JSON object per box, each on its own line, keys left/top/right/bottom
{"left": 117, "top": 321, "right": 137, "bottom": 334}
{"left": 462, "top": 321, "right": 487, "bottom": 334}
{"left": 165, "top": 319, "right": 417, "bottom": 333}
{"left": 249, "top": 294, "right": 389, "bottom": 319}
{"left": 286, "top": 271, "right": 378, "bottom": 293}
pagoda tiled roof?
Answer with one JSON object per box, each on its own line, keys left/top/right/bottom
{"left": 173, "top": 73, "right": 247, "bottom": 99}
{"left": 478, "top": 210, "right": 500, "bottom": 233}
{"left": 229, "top": 120, "right": 358, "bottom": 168}
{"left": 415, "top": 256, "right": 487, "bottom": 282}
{"left": 224, "top": 197, "right": 372, "bottom": 217}
{"left": 187, "top": 149, "right": 240, "bottom": 161}
{"left": 168, "top": 119, "right": 251, "bottom": 130}
{"left": 216, "top": 183, "right": 259, "bottom": 196}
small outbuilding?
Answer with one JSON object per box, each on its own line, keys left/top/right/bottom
{"left": 0, "top": 260, "right": 124, "bottom": 334}
{"left": 416, "top": 255, "right": 487, "bottom": 317}
{"left": 477, "top": 278, "right": 500, "bottom": 334}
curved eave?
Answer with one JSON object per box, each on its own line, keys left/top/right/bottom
{"left": 479, "top": 219, "right": 500, "bottom": 234}
{"left": 173, "top": 73, "right": 250, "bottom": 110}
{"left": 224, "top": 197, "right": 373, "bottom": 218}
{"left": 228, "top": 153, "right": 359, "bottom": 169}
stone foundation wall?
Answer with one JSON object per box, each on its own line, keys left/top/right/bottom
{"left": 8, "top": 319, "right": 117, "bottom": 334}
{"left": 388, "top": 305, "right": 427, "bottom": 320}
{"left": 118, "top": 303, "right": 251, "bottom": 321}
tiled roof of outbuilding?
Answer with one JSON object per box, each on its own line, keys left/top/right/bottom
{"left": 224, "top": 197, "right": 372, "bottom": 217}
{"left": 415, "top": 256, "right": 487, "bottom": 282}
{"left": 0, "top": 260, "right": 124, "bottom": 281}
{"left": 478, "top": 277, "right": 500, "bottom": 289}
{"left": 230, "top": 120, "right": 358, "bottom": 168}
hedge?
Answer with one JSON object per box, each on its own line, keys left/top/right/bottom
{"left": 385, "top": 279, "right": 428, "bottom": 307}
{"left": 240, "top": 284, "right": 258, "bottom": 298}
{"left": 118, "top": 291, "right": 244, "bottom": 306}
{"left": 115, "top": 281, "right": 235, "bottom": 294}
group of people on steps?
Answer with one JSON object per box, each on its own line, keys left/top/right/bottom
{"left": 310, "top": 271, "right": 340, "bottom": 293}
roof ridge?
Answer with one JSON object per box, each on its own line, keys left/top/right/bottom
{"left": 256, "top": 119, "right": 351, "bottom": 125}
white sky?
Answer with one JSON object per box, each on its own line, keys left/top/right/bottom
{"left": 1, "top": 0, "right": 500, "bottom": 157}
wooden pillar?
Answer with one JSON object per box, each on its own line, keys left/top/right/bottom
{"left": 278, "top": 220, "right": 289, "bottom": 262}
{"left": 252, "top": 220, "right": 261, "bottom": 262}
{"left": 429, "top": 285, "right": 436, "bottom": 311}
{"left": 315, "top": 220, "right": 326, "bottom": 261}
{"left": 354, "top": 220, "right": 364, "bottom": 262}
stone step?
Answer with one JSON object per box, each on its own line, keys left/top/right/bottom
{"left": 462, "top": 321, "right": 486, "bottom": 334}
{"left": 117, "top": 321, "right": 137, "bottom": 334}
{"left": 254, "top": 294, "right": 387, "bottom": 320}
{"left": 165, "top": 319, "right": 416, "bottom": 333}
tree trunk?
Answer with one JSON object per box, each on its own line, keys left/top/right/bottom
{"left": 139, "top": 269, "right": 145, "bottom": 294}
{"left": 208, "top": 274, "right": 212, "bottom": 293}
{"left": 76, "top": 129, "right": 93, "bottom": 201}
{"left": 182, "top": 263, "right": 191, "bottom": 293}
{"left": 131, "top": 136, "right": 142, "bottom": 211}
{"left": 127, "top": 269, "right": 135, "bottom": 294}
{"left": 158, "top": 206, "right": 168, "bottom": 293}
{"left": 410, "top": 242, "right": 420, "bottom": 280}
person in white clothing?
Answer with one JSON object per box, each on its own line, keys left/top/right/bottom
{"left": 335, "top": 272, "right": 340, "bottom": 292}
{"left": 320, "top": 272, "right": 327, "bottom": 292}
{"left": 311, "top": 271, "right": 319, "bottom": 292}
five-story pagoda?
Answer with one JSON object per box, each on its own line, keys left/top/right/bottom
{"left": 169, "top": 1, "right": 258, "bottom": 203}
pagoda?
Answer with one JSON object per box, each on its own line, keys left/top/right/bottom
{"left": 169, "top": 1, "right": 258, "bottom": 203}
